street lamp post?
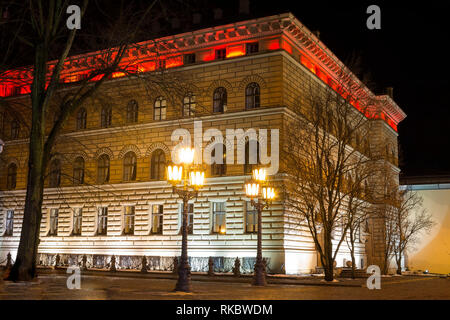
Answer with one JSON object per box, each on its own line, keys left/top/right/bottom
{"left": 244, "top": 168, "right": 275, "bottom": 286}
{"left": 167, "top": 147, "right": 204, "bottom": 292}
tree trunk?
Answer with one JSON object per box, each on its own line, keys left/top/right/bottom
{"left": 7, "top": 43, "right": 47, "bottom": 282}
{"left": 7, "top": 133, "right": 45, "bottom": 281}
{"left": 349, "top": 230, "right": 356, "bottom": 279}
{"left": 396, "top": 254, "right": 402, "bottom": 275}
{"left": 323, "top": 233, "right": 334, "bottom": 281}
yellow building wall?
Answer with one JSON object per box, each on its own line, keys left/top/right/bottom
{"left": 407, "top": 189, "right": 450, "bottom": 274}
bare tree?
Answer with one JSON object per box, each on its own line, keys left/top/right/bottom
{"left": 391, "top": 188, "right": 434, "bottom": 274}
{"left": 0, "top": 0, "right": 166, "bottom": 281}
{"left": 283, "top": 55, "right": 381, "bottom": 281}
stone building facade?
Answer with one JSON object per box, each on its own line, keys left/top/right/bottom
{"left": 0, "top": 13, "right": 405, "bottom": 274}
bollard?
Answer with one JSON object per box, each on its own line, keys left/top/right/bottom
{"left": 54, "top": 254, "right": 60, "bottom": 269}
{"left": 141, "top": 256, "right": 147, "bottom": 273}
{"left": 208, "top": 257, "right": 215, "bottom": 276}
{"left": 6, "top": 252, "right": 12, "bottom": 269}
{"left": 233, "top": 257, "right": 241, "bottom": 277}
{"left": 109, "top": 255, "right": 116, "bottom": 272}
{"left": 81, "top": 254, "right": 87, "bottom": 271}
{"left": 172, "top": 257, "right": 178, "bottom": 274}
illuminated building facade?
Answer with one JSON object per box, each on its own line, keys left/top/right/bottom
{"left": 0, "top": 13, "right": 405, "bottom": 274}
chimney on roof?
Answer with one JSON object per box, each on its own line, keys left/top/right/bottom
{"left": 313, "top": 30, "right": 320, "bottom": 39}
{"left": 239, "top": 0, "right": 250, "bottom": 14}
{"left": 386, "top": 87, "right": 394, "bottom": 99}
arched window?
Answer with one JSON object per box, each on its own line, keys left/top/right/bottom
{"left": 126, "top": 100, "right": 138, "bottom": 123}
{"left": 11, "top": 120, "right": 20, "bottom": 139}
{"left": 183, "top": 94, "right": 196, "bottom": 117}
{"left": 101, "top": 106, "right": 112, "bottom": 128}
{"left": 211, "top": 143, "right": 227, "bottom": 176}
{"left": 244, "top": 140, "right": 260, "bottom": 174}
{"left": 154, "top": 97, "right": 167, "bottom": 121}
{"left": 151, "top": 149, "right": 166, "bottom": 180}
{"left": 49, "top": 159, "right": 61, "bottom": 188}
{"left": 123, "top": 151, "right": 137, "bottom": 182}
{"left": 97, "top": 154, "right": 110, "bottom": 184}
{"left": 73, "top": 157, "right": 85, "bottom": 185}
{"left": 245, "top": 82, "right": 260, "bottom": 109}
{"left": 213, "top": 87, "right": 227, "bottom": 113}
{"left": 76, "top": 108, "right": 87, "bottom": 130}
{"left": 7, "top": 163, "right": 17, "bottom": 190}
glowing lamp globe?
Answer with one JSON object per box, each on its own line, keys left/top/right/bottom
{"left": 189, "top": 171, "right": 205, "bottom": 188}
{"left": 252, "top": 168, "right": 266, "bottom": 182}
{"left": 245, "top": 182, "right": 260, "bottom": 198}
{"left": 167, "top": 165, "right": 182, "bottom": 183}
{"left": 179, "top": 147, "right": 194, "bottom": 165}
{"left": 262, "top": 187, "right": 275, "bottom": 200}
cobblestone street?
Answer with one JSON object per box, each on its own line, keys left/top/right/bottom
{"left": 0, "top": 270, "right": 448, "bottom": 300}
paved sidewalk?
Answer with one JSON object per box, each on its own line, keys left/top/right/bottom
{"left": 1, "top": 268, "right": 449, "bottom": 300}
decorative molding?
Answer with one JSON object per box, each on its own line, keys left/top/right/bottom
{"left": 93, "top": 147, "right": 114, "bottom": 160}
{"left": 118, "top": 144, "right": 142, "bottom": 159}
{"left": 145, "top": 142, "right": 170, "bottom": 158}
{"left": 237, "top": 74, "right": 267, "bottom": 91}
{"left": 207, "top": 79, "right": 234, "bottom": 97}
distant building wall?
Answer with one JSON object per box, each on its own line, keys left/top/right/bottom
{"left": 401, "top": 179, "right": 450, "bottom": 274}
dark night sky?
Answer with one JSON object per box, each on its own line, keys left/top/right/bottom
{"left": 242, "top": 0, "right": 450, "bottom": 177}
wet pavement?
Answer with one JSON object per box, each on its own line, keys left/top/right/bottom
{"left": 0, "top": 269, "right": 448, "bottom": 300}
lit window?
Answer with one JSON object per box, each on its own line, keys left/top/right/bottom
{"left": 76, "top": 108, "right": 87, "bottom": 130}
{"left": 97, "top": 154, "right": 110, "bottom": 184}
{"left": 49, "top": 159, "right": 61, "bottom": 188}
{"left": 49, "top": 209, "right": 59, "bottom": 236}
{"left": 245, "top": 82, "right": 260, "bottom": 109}
{"left": 101, "top": 106, "right": 112, "bottom": 128}
{"left": 151, "top": 149, "right": 166, "bottom": 180}
{"left": 5, "top": 210, "right": 14, "bottom": 236}
{"left": 7, "top": 163, "right": 17, "bottom": 190}
{"left": 212, "top": 202, "right": 226, "bottom": 234}
{"left": 72, "top": 208, "right": 82, "bottom": 236}
{"left": 211, "top": 144, "right": 226, "bottom": 176}
{"left": 183, "top": 94, "right": 196, "bottom": 117}
{"left": 97, "top": 207, "right": 108, "bottom": 235}
{"left": 123, "top": 152, "right": 137, "bottom": 182}
{"left": 151, "top": 204, "right": 163, "bottom": 234}
{"left": 126, "top": 100, "right": 138, "bottom": 123}
{"left": 245, "top": 202, "right": 257, "bottom": 233}
{"left": 215, "top": 48, "right": 226, "bottom": 60}
{"left": 153, "top": 97, "right": 167, "bottom": 121}
{"left": 123, "top": 206, "right": 135, "bottom": 235}
{"left": 213, "top": 87, "right": 227, "bottom": 113}
{"left": 73, "top": 157, "right": 85, "bottom": 185}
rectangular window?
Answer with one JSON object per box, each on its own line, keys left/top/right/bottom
{"left": 5, "top": 210, "right": 14, "bottom": 236}
{"left": 215, "top": 48, "right": 226, "bottom": 60}
{"left": 246, "top": 42, "right": 259, "bottom": 55}
{"left": 72, "top": 208, "right": 82, "bottom": 236}
{"left": 49, "top": 209, "right": 59, "bottom": 236}
{"left": 183, "top": 53, "right": 196, "bottom": 65}
{"left": 151, "top": 204, "right": 163, "bottom": 234}
{"left": 97, "top": 207, "right": 108, "bottom": 235}
{"left": 212, "top": 202, "right": 226, "bottom": 234}
{"left": 245, "top": 202, "right": 257, "bottom": 233}
{"left": 124, "top": 206, "right": 135, "bottom": 235}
